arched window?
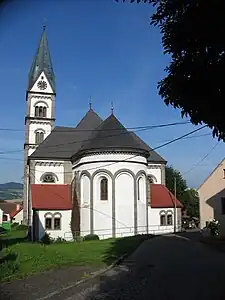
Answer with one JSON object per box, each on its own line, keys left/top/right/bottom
{"left": 167, "top": 214, "right": 173, "bottom": 225}
{"left": 42, "top": 173, "right": 56, "bottom": 183}
{"left": 43, "top": 107, "right": 47, "bottom": 117}
{"left": 35, "top": 131, "right": 44, "bottom": 144}
{"left": 34, "top": 105, "right": 47, "bottom": 117}
{"left": 100, "top": 177, "right": 108, "bottom": 200}
{"left": 53, "top": 213, "right": 62, "bottom": 230}
{"left": 137, "top": 178, "right": 140, "bottom": 200}
{"left": 35, "top": 106, "right": 39, "bottom": 117}
{"left": 160, "top": 214, "right": 166, "bottom": 226}
{"left": 44, "top": 213, "right": 61, "bottom": 230}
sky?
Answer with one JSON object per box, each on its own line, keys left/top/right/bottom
{"left": 0, "top": 0, "right": 224, "bottom": 188}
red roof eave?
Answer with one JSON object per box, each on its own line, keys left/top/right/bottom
{"left": 150, "top": 184, "right": 184, "bottom": 209}
{"left": 31, "top": 184, "right": 72, "bottom": 210}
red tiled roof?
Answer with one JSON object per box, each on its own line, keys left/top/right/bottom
{"left": 10, "top": 206, "right": 23, "bottom": 218}
{"left": 31, "top": 184, "right": 72, "bottom": 210}
{"left": 150, "top": 184, "right": 184, "bottom": 208}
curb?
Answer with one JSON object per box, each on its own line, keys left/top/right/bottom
{"left": 37, "top": 253, "right": 128, "bottom": 300}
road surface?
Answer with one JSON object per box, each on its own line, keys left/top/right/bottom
{"left": 72, "top": 233, "right": 225, "bottom": 300}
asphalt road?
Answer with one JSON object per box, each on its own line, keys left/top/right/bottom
{"left": 71, "top": 233, "right": 225, "bottom": 300}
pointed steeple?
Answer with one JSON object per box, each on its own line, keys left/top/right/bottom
{"left": 28, "top": 25, "right": 55, "bottom": 92}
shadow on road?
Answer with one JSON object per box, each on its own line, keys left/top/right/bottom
{"left": 103, "top": 234, "right": 154, "bottom": 266}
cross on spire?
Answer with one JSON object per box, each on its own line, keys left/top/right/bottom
{"left": 111, "top": 101, "right": 114, "bottom": 114}
{"left": 89, "top": 96, "right": 92, "bottom": 109}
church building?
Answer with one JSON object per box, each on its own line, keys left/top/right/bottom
{"left": 23, "top": 27, "right": 183, "bottom": 241}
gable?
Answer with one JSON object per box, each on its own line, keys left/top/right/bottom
{"left": 30, "top": 71, "right": 54, "bottom": 94}
{"left": 198, "top": 158, "right": 225, "bottom": 198}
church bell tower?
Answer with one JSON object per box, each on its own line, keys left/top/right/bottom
{"left": 23, "top": 25, "right": 56, "bottom": 224}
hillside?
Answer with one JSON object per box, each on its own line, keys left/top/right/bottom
{"left": 0, "top": 182, "right": 23, "bottom": 190}
{"left": 0, "top": 182, "right": 23, "bottom": 200}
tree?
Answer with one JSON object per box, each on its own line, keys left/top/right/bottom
{"left": 182, "top": 188, "right": 200, "bottom": 218}
{"left": 165, "top": 166, "right": 199, "bottom": 218}
{"left": 165, "top": 165, "right": 187, "bottom": 200}
{"left": 116, "top": 0, "right": 225, "bottom": 141}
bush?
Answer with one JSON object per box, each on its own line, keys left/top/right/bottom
{"left": 54, "top": 237, "right": 67, "bottom": 243}
{"left": 206, "top": 219, "right": 220, "bottom": 236}
{"left": 0, "top": 260, "right": 19, "bottom": 281}
{"left": 83, "top": 234, "right": 100, "bottom": 241}
{"left": 15, "top": 224, "right": 28, "bottom": 231}
{"left": 40, "top": 232, "right": 53, "bottom": 245}
{"left": 11, "top": 223, "right": 19, "bottom": 228}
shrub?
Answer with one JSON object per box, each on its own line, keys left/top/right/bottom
{"left": 0, "top": 260, "right": 19, "bottom": 281}
{"left": 83, "top": 234, "right": 99, "bottom": 241}
{"left": 11, "top": 222, "right": 19, "bottom": 228}
{"left": 15, "top": 224, "right": 28, "bottom": 231}
{"left": 40, "top": 232, "right": 53, "bottom": 245}
{"left": 54, "top": 237, "right": 67, "bottom": 243}
{"left": 206, "top": 219, "right": 220, "bottom": 236}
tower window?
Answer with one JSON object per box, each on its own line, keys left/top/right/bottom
{"left": 35, "top": 105, "right": 47, "bottom": 117}
{"left": 100, "top": 177, "right": 108, "bottom": 200}
{"left": 35, "top": 131, "right": 44, "bottom": 144}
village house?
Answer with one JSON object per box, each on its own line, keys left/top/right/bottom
{"left": 199, "top": 158, "right": 225, "bottom": 234}
{"left": 23, "top": 27, "right": 183, "bottom": 241}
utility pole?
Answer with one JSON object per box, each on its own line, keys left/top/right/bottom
{"left": 174, "top": 176, "right": 177, "bottom": 233}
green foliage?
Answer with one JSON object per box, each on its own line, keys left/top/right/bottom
{"left": 206, "top": 219, "right": 220, "bottom": 236}
{"left": 165, "top": 166, "right": 199, "bottom": 218}
{"left": 83, "top": 234, "right": 100, "bottom": 241}
{"left": 0, "top": 235, "right": 153, "bottom": 282}
{"left": 165, "top": 165, "right": 187, "bottom": 200}
{"left": 0, "top": 258, "right": 19, "bottom": 281}
{"left": 11, "top": 222, "right": 19, "bottom": 228}
{"left": 15, "top": 224, "right": 28, "bottom": 231}
{"left": 54, "top": 237, "right": 67, "bottom": 243}
{"left": 71, "top": 176, "right": 80, "bottom": 239}
{"left": 182, "top": 188, "right": 200, "bottom": 218}
{"left": 117, "top": 0, "right": 225, "bottom": 140}
{"left": 40, "top": 232, "right": 53, "bottom": 245}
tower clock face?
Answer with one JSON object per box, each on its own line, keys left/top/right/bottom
{"left": 37, "top": 80, "right": 47, "bottom": 90}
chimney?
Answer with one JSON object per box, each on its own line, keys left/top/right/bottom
{"left": 16, "top": 204, "right": 20, "bottom": 211}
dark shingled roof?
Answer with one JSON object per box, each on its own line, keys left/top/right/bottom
{"left": 28, "top": 27, "right": 55, "bottom": 92}
{"left": 78, "top": 114, "right": 149, "bottom": 154}
{"left": 29, "top": 110, "right": 166, "bottom": 163}
{"left": 130, "top": 132, "right": 166, "bottom": 163}
{"left": 29, "top": 109, "right": 103, "bottom": 159}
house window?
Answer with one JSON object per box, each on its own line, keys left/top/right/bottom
{"left": 160, "top": 214, "right": 166, "bottom": 226}
{"left": 221, "top": 197, "right": 225, "bottom": 214}
{"left": 100, "top": 177, "right": 108, "bottom": 200}
{"left": 35, "top": 131, "right": 44, "bottom": 144}
{"left": 167, "top": 214, "right": 173, "bottom": 225}
{"left": 54, "top": 218, "right": 61, "bottom": 230}
{"left": 45, "top": 217, "right": 52, "bottom": 229}
{"left": 42, "top": 173, "right": 56, "bottom": 183}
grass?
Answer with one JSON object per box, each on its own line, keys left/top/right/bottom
{"left": 0, "top": 229, "right": 153, "bottom": 282}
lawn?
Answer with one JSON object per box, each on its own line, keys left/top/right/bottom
{"left": 0, "top": 229, "right": 152, "bottom": 282}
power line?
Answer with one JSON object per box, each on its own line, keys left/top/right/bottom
{"left": 0, "top": 130, "right": 212, "bottom": 156}
{"left": 23, "top": 125, "right": 207, "bottom": 235}
{"left": 0, "top": 121, "right": 190, "bottom": 133}
{"left": 182, "top": 141, "right": 220, "bottom": 176}
{"left": 28, "top": 169, "right": 131, "bottom": 231}
{"left": 0, "top": 121, "right": 194, "bottom": 155}
{"left": 30, "top": 125, "right": 208, "bottom": 174}
{"left": 0, "top": 125, "right": 207, "bottom": 173}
